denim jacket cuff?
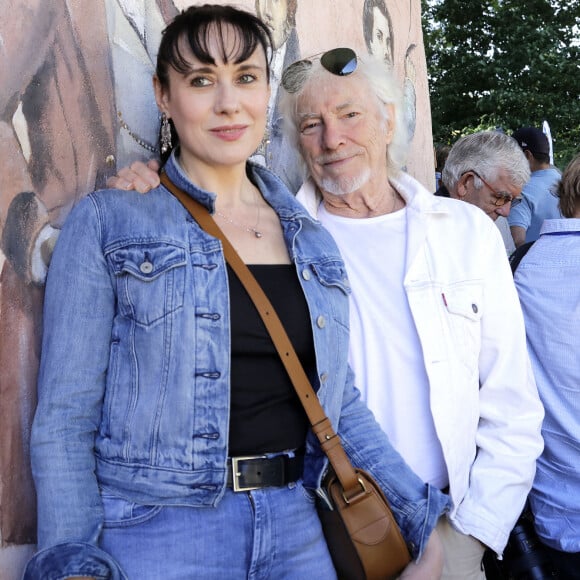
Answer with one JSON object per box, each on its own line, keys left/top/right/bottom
{"left": 23, "top": 542, "right": 127, "bottom": 580}
{"left": 411, "top": 485, "right": 450, "bottom": 560}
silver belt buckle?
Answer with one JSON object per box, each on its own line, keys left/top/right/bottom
{"left": 231, "top": 455, "right": 266, "bottom": 492}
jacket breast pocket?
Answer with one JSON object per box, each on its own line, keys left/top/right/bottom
{"left": 442, "top": 281, "right": 483, "bottom": 372}
{"left": 108, "top": 241, "right": 187, "bottom": 327}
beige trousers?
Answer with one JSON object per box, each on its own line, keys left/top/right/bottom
{"left": 436, "top": 517, "right": 487, "bottom": 580}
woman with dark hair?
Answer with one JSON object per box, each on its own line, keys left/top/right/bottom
{"left": 24, "top": 5, "right": 447, "bottom": 579}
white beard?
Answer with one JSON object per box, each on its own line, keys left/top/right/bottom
{"left": 318, "top": 167, "right": 372, "bottom": 196}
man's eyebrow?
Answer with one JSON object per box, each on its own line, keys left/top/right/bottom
{"left": 298, "top": 101, "right": 359, "bottom": 121}
{"left": 298, "top": 112, "right": 321, "bottom": 122}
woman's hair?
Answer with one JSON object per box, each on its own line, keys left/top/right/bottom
{"left": 557, "top": 154, "right": 580, "bottom": 218}
{"left": 156, "top": 4, "right": 273, "bottom": 162}
{"left": 442, "top": 131, "right": 530, "bottom": 192}
{"left": 279, "top": 53, "right": 408, "bottom": 176}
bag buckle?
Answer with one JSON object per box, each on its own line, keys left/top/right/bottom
{"left": 342, "top": 476, "right": 367, "bottom": 505}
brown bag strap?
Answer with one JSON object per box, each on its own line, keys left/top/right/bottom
{"left": 160, "top": 171, "right": 362, "bottom": 495}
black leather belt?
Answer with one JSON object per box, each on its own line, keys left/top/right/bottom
{"left": 226, "top": 453, "right": 304, "bottom": 492}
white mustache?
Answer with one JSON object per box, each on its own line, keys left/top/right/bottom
{"left": 316, "top": 149, "right": 364, "bottom": 165}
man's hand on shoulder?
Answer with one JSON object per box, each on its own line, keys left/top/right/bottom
{"left": 107, "top": 159, "right": 161, "bottom": 193}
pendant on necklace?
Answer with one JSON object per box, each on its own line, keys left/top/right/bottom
{"left": 252, "top": 230, "right": 263, "bottom": 238}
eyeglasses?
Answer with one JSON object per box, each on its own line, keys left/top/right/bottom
{"left": 463, "top": 170, "right": 522, "bottom": 208}
{"left": 281, "top": 48, "right": 358, "bottom": 93}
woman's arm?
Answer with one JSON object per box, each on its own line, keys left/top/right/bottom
{"left": 26, "top": 196, "right": 124, "bottom": 578}
{"left": 335, "top": 366, "right": 449, "bottom": 561}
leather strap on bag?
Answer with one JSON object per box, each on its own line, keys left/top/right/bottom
{"left": 160, "top": 171, "right": 363, "bottom": 497}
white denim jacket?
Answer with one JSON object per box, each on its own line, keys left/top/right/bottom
{"left": 297, "top": 172, "right": 544, "bottom": 555}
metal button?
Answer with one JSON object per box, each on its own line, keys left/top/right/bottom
{"left": 140, "top": 261, "right": 153, "bottom": 274}
{"left": 472, "top": 304, "right": 478, "bottom": 313}
{"left": 105, "top": 154, "right": 116, "bottom": 166}
{"left": 317, "top": 315, "right": 326, "bottom": 328}
{"left": 302, "top": 269, "right": 311, "bottom": 281}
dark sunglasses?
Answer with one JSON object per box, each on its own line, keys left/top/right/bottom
{"left": 281, "top": 47, "right": 358, "bottom": 93}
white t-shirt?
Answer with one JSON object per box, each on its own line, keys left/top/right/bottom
{"left": 318, "top": 203, "right": 448, "bottom": 488}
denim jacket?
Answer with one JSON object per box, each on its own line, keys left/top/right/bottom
{"left": 25, "top": 155, "right": 448, "bottom": 578}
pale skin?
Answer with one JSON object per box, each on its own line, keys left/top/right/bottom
{"left": 295, "top": 70, "right": 404, "bottom": 218}
{"left": 153, "top": 29, "right": 290, "bottom": 266}
{"left": 110, "top": 64, "right": 445, "bottom": 580}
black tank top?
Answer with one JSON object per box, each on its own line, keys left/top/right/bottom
{"left": 227, "top": 264, "right": 314, "bottom": 456}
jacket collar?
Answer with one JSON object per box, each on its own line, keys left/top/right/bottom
{"left": 295, "top": 171, "right": 452, "bottom": 275}
{"left": 295, "top": 171, "right": 450, "bottom": 219}
{"left": 162, "top": 152, "right": 318, "bottom": 225}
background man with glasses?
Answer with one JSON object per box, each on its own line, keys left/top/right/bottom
{"left": 442, "top": 132, "right": 529, "bottom": 221}
{"left": 440, "top": 131, "right": 531, "bottom": 254}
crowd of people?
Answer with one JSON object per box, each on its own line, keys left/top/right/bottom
{"left": 12, "top": 3, "right": 579, "bottom": 579}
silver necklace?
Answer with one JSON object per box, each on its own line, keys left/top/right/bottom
{"left": 215, "top": 206, "right": 263, "bottom": 238}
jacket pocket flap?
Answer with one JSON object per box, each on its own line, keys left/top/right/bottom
{"left": 443, "top": 285, "right": 483, "bottom": 321}
{"left": 109, "top": 242, "right": 187, "bottom": 281}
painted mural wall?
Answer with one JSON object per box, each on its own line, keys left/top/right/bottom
{"left": 0, "top": 0, "right": 432, "bottom": 577}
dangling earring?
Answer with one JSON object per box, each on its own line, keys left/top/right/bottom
{"left": 161, "top": 112, "right": 172, "bottom": 155}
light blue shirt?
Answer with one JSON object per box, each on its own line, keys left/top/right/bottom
{"left": 514, "top": 218, "right": 580, "bottom": 552}
{"left": 508, "top": 167, "right": 561, "bottom": 243}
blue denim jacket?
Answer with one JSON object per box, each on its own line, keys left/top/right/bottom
{"left": 26, "top": 155, "right": 448, "bottom": 578}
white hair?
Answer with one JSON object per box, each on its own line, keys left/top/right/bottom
{"left": 278, "top": 53, "right": 409, "bottom": 178}
{"left": 442, "top": 131, "right": 530, "bottom": 192}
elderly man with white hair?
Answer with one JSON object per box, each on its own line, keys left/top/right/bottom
{"left": 278, "top": 48, "right": 543, "bottom": 580}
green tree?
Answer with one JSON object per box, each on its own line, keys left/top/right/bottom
{"left": 423, "top": 0, "right": 580, "bottom": 167}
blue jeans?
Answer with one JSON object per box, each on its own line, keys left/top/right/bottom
{"left": 100, "top": 480, "right": 337, "bottom": 579}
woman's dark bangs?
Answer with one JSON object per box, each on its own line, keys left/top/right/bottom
{"left": 170, "top": 20, "right": 262, "bottom": 74}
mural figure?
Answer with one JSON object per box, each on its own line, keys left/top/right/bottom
{"left": 254, "top": 0, "right": 303, "bottom": 191}
{"left": 362, "top": 0, "right": 394, "bottom": 66}
{"left": 362, "top": 0, "right": 417, "bottom": 144}
{"left": 0, "top": 0, "right": 177, "bottom": 547}
{"left": 0, "top": 2, "right": 433, "bottom": 578}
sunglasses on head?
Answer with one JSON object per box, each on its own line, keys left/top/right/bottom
{"left": 281, "top": 47, "right": 358, "bottom": 93}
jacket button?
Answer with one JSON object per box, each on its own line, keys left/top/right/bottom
{"left": 317, "top": 315, "right": 326, "bottom": 328}
{"left": 302, "top": 269, "right": 311, "bottom": 281}
{"left": 140, "top": 261, "right": 153, "bottom": 274}
{"left": 320, "top": 372, "right": 329, "bottom": 383}
{"left": 472, "top": 303, "right": 478, "bottom": 313}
